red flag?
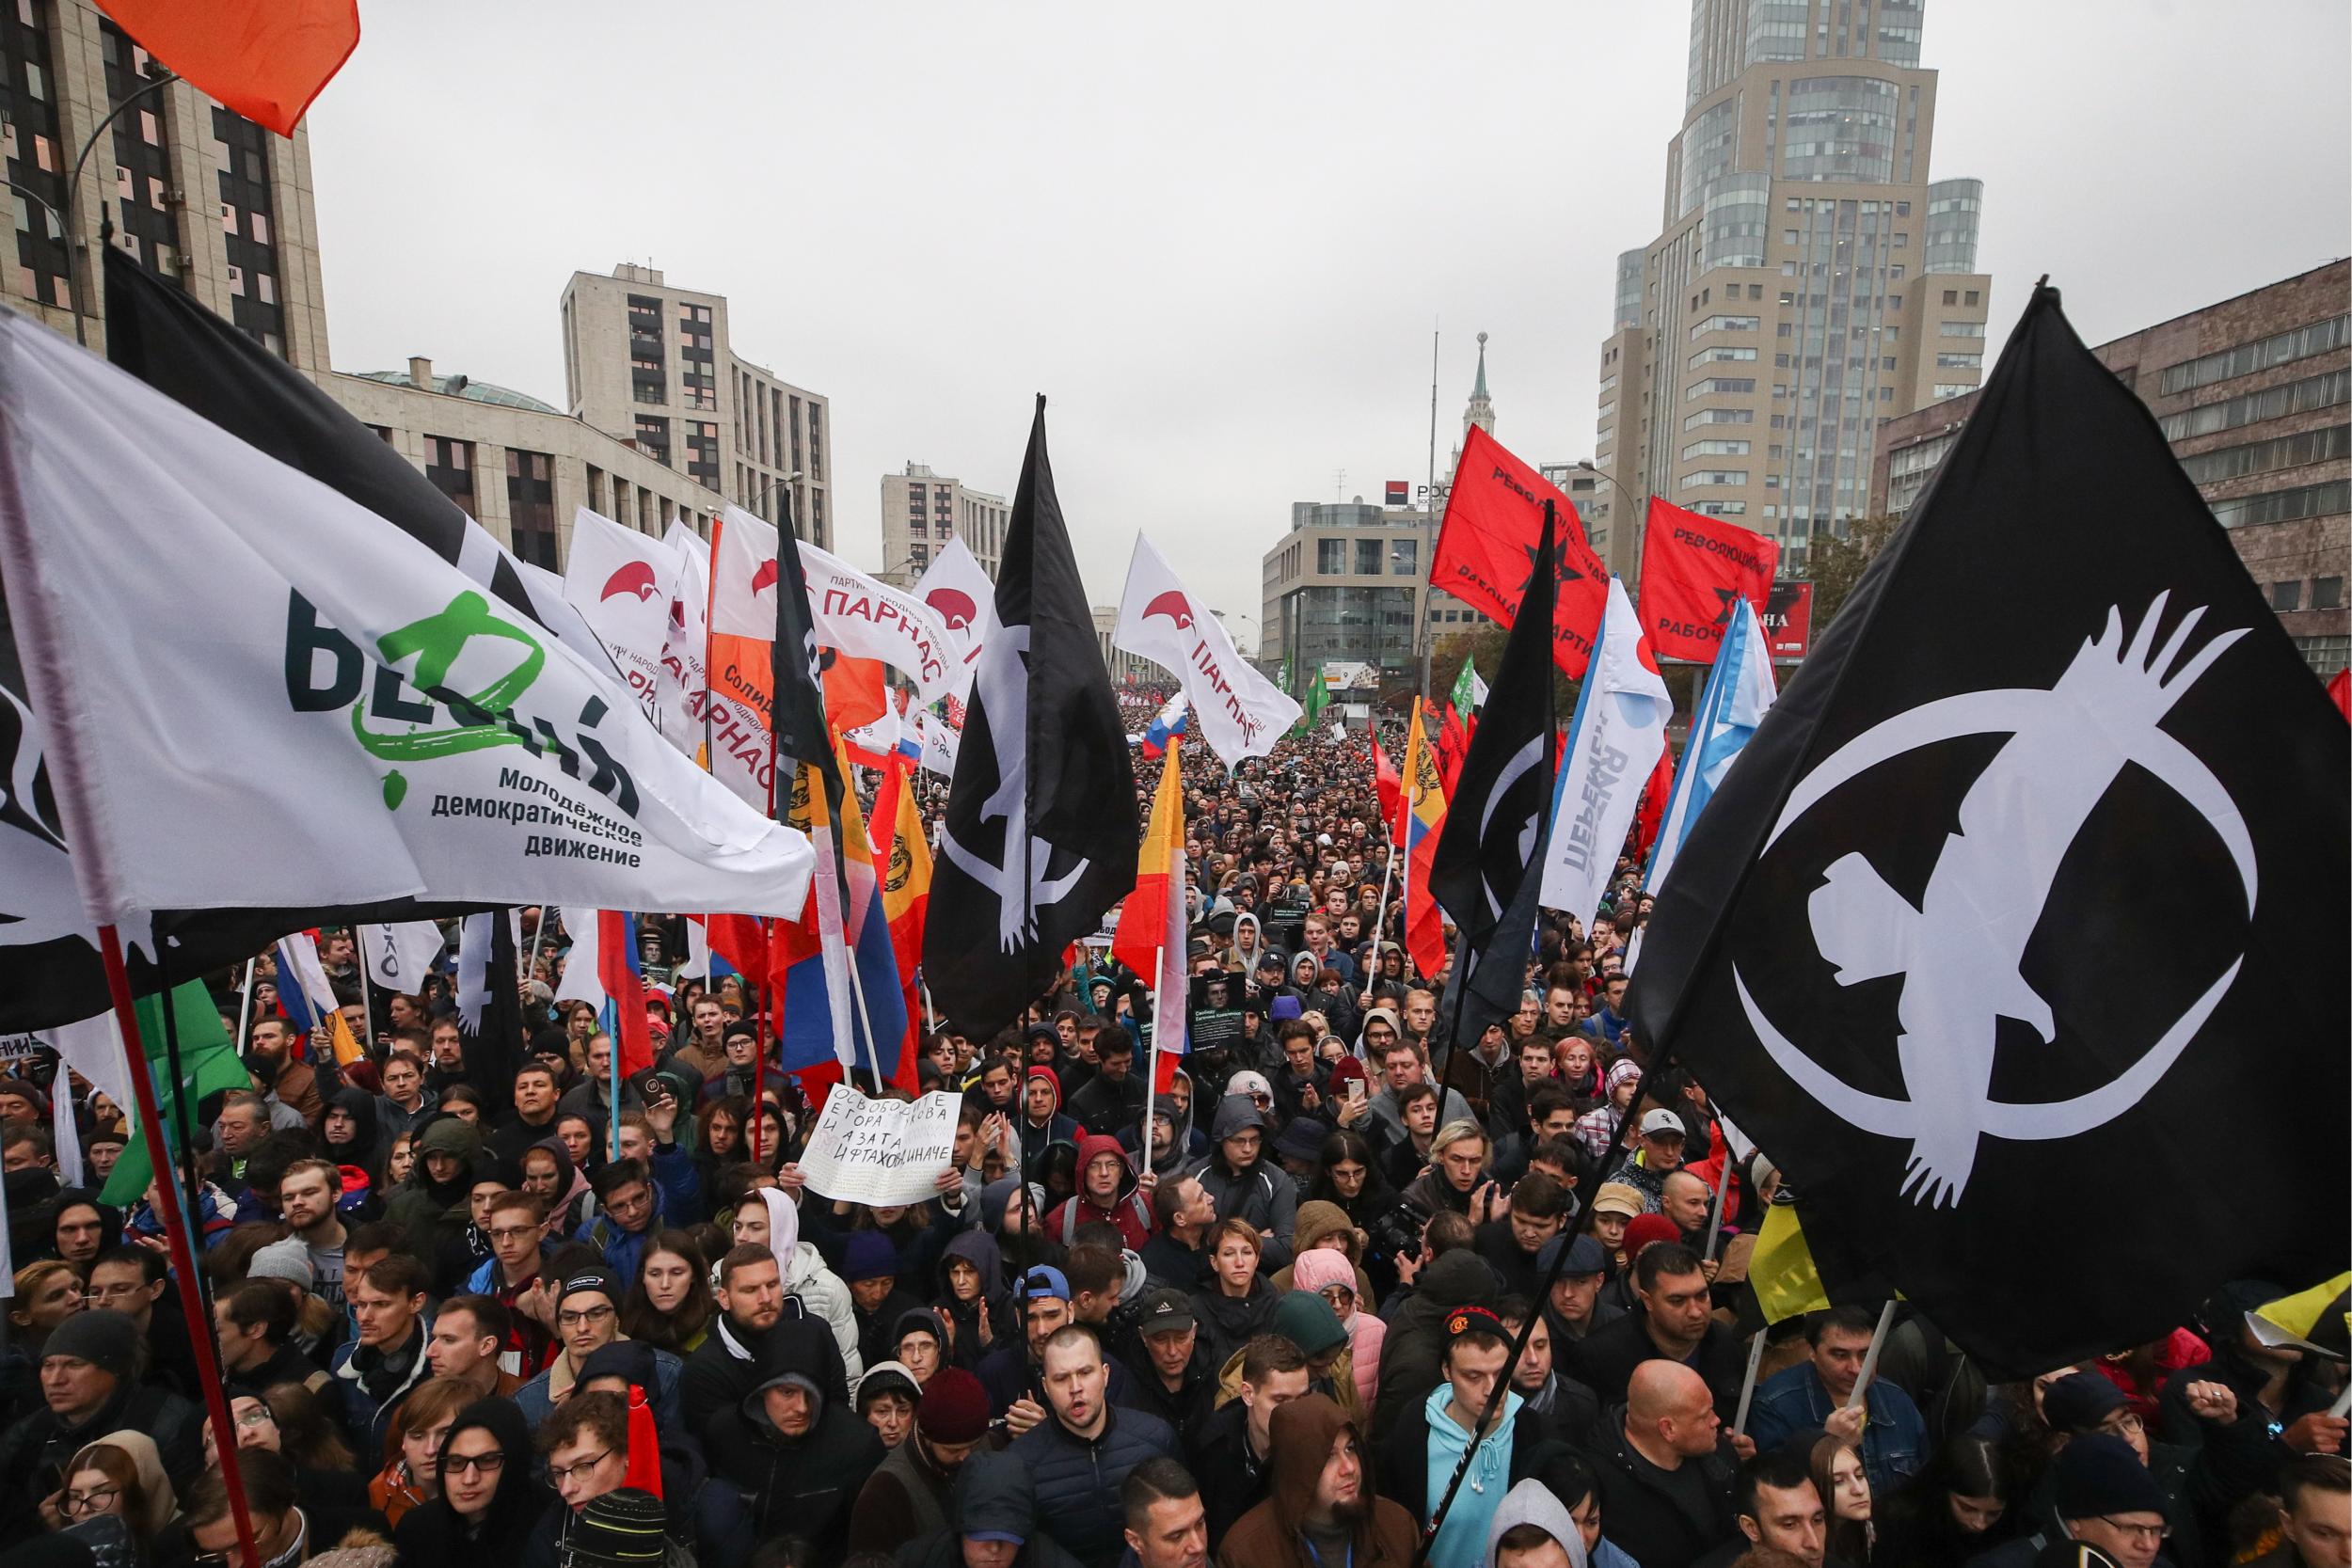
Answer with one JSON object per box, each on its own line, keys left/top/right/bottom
{"left": 1435, "top": 703, "right": 1470, "bottom": 794}
{"left": 822, "top": 654, "right": 888, "bottom": 735}
{"left": 1637, "top": 499, "right": 1780, "bottom": 662}
{"left": 1631, "top": 739, "right": 1675, "bottom": 860}
{"left": 95, "top": 0, "right": 358, "bottom": 136}
{"left": 1431, "top": 426, "right": 1611, "bottom": 676}
{"left": 2329, "top": 668, "right": 2350, "bottom": 721}
{"left": 1400, "top": 702, "right": 1450, "bottom": 983}
{"left": 692, "top": 913, "right": 771, "bottom": 989}
{"left": 621, "top": 1383, "right": 664, "bottom": 1498}
{"left": 1372, "top": 728, "right": 1401, "bottom": 829}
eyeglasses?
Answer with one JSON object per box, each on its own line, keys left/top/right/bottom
{"left": 443, "top": 1450, "right": 507, "bottom": 1477}
{"left": 235, "top": 1405, "right": 277, "bottom": 1428}
{"left": 558, "top": 1304, "right": 615, "bottom": 1328}
{"left": 59, "top": 1485, "right": 119, "bottom": 1516}
{"left": 2095, "top": 1411, "right": 2146, "bottom": 1437}
{"left": 547, "top": 1449, "right": 614, "bottom": 1484}
{"left": 488, "top": 1226, "right": 539, "bottom": 1243}
{"left": 83, "top": 1283, "right": 147, "bottom": 1304}
{"left": 2095, "top": 1517, "right": 2170, "bottom": 1544}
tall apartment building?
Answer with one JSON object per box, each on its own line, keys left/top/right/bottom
{"left": 3, "top": 0, "right": 330, "bottom": 366}
{"left": 1874, "top": 261, "right": 2350, "bottom": 673}
{"left": 1594, "top": 0, "right": 1991, "bottom": 579}
{"left": 561, "top": 265, "right": 833, "bottom": 549}
{"left": 880, "top": 464, "right": 1009, "bottom": 586}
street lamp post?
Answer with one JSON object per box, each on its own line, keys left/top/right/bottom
{"left": 63, "top": 69, "right": 181, "bottom": 348}
{"left": 1577, "top": 460, "right": 1645, "bottom": 577}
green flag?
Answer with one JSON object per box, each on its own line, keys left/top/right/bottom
{"left": 1450, "top": 657, "right": 1488, "bottom": 714}
{"left": 101, "top": 980, "right": 252, "bottom": 1205}
{"left": 1280, "top": 650, "right": 1295, "bottom": 699}
{"left": 1301, "top": 665, "right": 1329, "bottom": 727}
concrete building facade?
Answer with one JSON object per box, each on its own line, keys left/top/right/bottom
{"left": 880, "top": 463, "right": 1009, "bottom": 586}
{"left": 560, "top": 264, "right": 832, "bottom": 549}
{"left": 4, "top": 0, "right": 330, "bottom": 367}
{"left": 1873, "top": 261, "right": 2351, "bottom": 673}
{"left": 1595, "top": 0, "right": 1991, "bottom": 580}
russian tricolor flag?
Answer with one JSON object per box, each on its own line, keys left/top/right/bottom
{"left": 1141, "top": 692, "right": 1189, "bottom": 759}
{"left": 275, "top": 931, "right": 365, "bottom": 1066}
{"left": 556, "top": 910, "right": 657, "bottom": 1077}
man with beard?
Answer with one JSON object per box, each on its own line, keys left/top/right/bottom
{"left": 702, "top": 1313, "right": 885, "bottom": 1563}
{"left": 1219, "top": 1392, "right": 1420, "bottom": 1568}
{"left": 847, "top": 1368, "right": 993, "bottom": 1557}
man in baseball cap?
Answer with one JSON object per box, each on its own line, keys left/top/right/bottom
{"left": 1618, "top": 1108, "right": 1686, "bottom": 1213}
{"left": 1118, "top": 1288, "right": 1216, "bottom": 1441}
{"left": 1536, "top": 1233, "right": 1615, "bottom": 1349}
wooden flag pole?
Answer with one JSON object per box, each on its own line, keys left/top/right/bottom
{"left": 96, "top": 927, "right": 262, "bottom": 1568}
{"left": 1847, "top": 1298, "right": 1900, "bottom": 1410}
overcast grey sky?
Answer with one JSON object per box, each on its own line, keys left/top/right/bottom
{"left": 308, "top": 2, "right": 2350, "bottom": 641}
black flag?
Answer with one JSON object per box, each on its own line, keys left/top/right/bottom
{"left": 1431, "top": 501, "right": 1558, "bottom": 1045}
{"left": 765, "top": 493, "right": 842, "bottom": 804}
{"left": 1629, "top": 284, "right": 2349, "bottom": 1376}
{"left": 454, "top": 911, "right": 530, "bottom": 1099}
{"left": 925, "top": 398, "right": 1137, "bottom": 1034}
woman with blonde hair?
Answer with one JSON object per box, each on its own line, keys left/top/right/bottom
{"left": 8, "top": 1260, "right": 84, "bottom": 1358}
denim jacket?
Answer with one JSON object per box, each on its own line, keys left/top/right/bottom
{"left": 1745, "top": 1358, "right": 1927, "bottom": 1493}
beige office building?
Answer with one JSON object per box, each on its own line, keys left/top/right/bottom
{"left": 561, "top": 265, "right": 833, "bottom": 549}
{"left": 881, "top": 464, "right": 1009, "bottom": 586}
{"left": 1593, "top": 0, "right": 1992, "bottom": 580}
{"left": 3, "top": 0, "right": 329, "bottom": 367}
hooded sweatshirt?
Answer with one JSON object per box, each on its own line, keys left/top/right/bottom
{"left": 1042, "top": 1134, "right": 1153, "bottom": 1250}
{"left": 391, "top": 1397, "right": 554, "bottom": 1568}
{"left": 1483, "top": 1476, "right": 1590, "bottom": 1568}
{"left": 388, "top": 1115, "right": 482, "bottom": 1266}
{"left": 755, "top": 1187, "right": 862, "bottom": 1381}
{"left": 1217, "top": 1392, "right": 1421, "bottom": 1568}
{"left": 702, "top": 1321, "right": 884, "bottom": 1561}
{"left": 935, "top": 1228, "right": 1009, "bottom": 1370}
{"left": 1294, "top": 1248, "right": 1385, "bottom": 1410}
{"left": 1416, "top": 1383, "right": 1521, "bottom": 1568}
{"left": 1193, "top": 1096, "right": 1299, "bottom": 1270}
{"left": 323, "top": 1085, "right": 387, "bottom": 1180}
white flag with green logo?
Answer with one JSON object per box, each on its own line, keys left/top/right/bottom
{"left": 0, "top": 313, "right": 814, "bottom": 923}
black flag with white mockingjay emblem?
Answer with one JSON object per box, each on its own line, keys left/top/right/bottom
{"left": 924, "top": 398, "right": 1137, "bottom": 1034}
{"left": 454, "top": 910, "right": 529, "bottom": 1098}
{"left": 1629, "top": 284, "right": 2349, "bottom": 1376}
{"left": 1431, "top": 500, "right": 1558, "bottom": 1048}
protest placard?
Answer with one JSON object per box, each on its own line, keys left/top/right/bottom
{"left": 797, "top": 1085, "right": 962, "bottom": 1207}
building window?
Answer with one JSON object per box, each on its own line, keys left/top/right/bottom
{"left": 2160, "top": 313, "right": 2351, "bottom": 396}
{"left": 505, "top": 450, "right": 558, "bottom": 568}
{"left": 423, "top": 436, "right": 475, "bottom": 515}
{"left": 2269, "top": 580, "right": 2303, "bottom": 612}
{"left": 1354, "top": 538, "right": 1382, "bottom": 576}
{"left": 2312, "top": 577, "right": 2344, "bottom": 610}
{"left": 684, "top": 420, "right": 720, "bottom": 488}
{"left": 1316, "top": 539, "right": 1346, "bottom": 575}
{"left": 2177, "top": 423, "right": 2352, "bottom": 486}
{"left": 2210, "top": 479, "right": 2351, "bottom": 531}
{"left": 1391, "top": 539, "right": 1418, "bottom": 576}
{"left": 633, "top": 414, "right": 671, "bottom": 467}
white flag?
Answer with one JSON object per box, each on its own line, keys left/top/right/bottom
{"left": 653, "top": 522, "right": 713, "bottom": 760}
{"left": 1112, "top": 536, "right": 1301, "bottom": 766}
{"left": 917, "top": 706, "right": 961, "bottom": 778}
{"left": 691, "top": 509, "right": 781, "bottom": 811}
{"left": 358, "top": 920, "right": 446, "bottom": 993}
{"left": 1537, "top": 576, "right": 1671, "bottom": 927}
{"left": 563, "top": 506, "right": 684, "bottom": 721}
{"left": 0, "top": 313, "right": 814, "bottom": 922}
{"left": 911, "top": 538, "right": 996, "bottom": 698}
{"left": 797, "top": 537, "right": 961, "bottom": 706}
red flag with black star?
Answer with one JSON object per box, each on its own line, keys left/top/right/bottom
{"left": 1638, "top": 499, "right": 1780, "bottom": 663}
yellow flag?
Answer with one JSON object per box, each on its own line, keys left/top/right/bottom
{"left": 1750, "top": 1201, "right": 1832, "bottom": 1324}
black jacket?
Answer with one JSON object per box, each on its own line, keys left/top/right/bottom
{"left": 1009, "top": 1403, "right": 1180, "bottom": 1567}
{"left": 1567, "top": 1306, "right": 1750, "bottom": 1419}
{"left": 0, "top": 1383, "right": 202, "bottom": 1546}
{"left": 1118, "top": 1341, "right": 1217, "bottom": 1446}
{"left": 679, "top": 1309, "right": 847, "bottom": 1449}
{"left": 1374, "top": 1397, "right": 1569, "bottom": 1531}
{"left": 1138, "top": 1229, "right": 1209, "bottom": 1293}
{"left": 1370, "top": 1250, "right": 1504, "bottom": 1444}
{"left": 1185, "top": 1398, "right": 1272, "bottom": 1551}
{"left": 1585, "top": 1402, "right": 1739, "bottom": 1568}
{"left": 701, "top": 1331, "right": 884, "bottom": 1562}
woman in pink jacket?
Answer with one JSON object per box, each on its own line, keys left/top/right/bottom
{"left": 1294, "top": 1246, "right": 1383, "bottom": 1411}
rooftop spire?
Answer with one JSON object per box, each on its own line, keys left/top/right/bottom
{"left": 1462, "top": 329, "right": 1496, "bottom": 443}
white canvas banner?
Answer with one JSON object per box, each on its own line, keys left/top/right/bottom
{"left": 563, "top": 506, "right": 684, "bottom": 720}
{"left": 358, "top": 920, "right": 446, "bottom": 994}
{"left": 797, "top": 536, "right": 961, "bottom": 706}
{"left": 0, "top": 315, "right": 813, "bottom": 922}
{"left": 797, "top": 1085, "right": 962, "bottom": 1206}
{"left": 1112, "top": 535, "right": 1299, "bottom": 766}
{"left": 1538, "top": 577, "right": 1672, "bottom": 927}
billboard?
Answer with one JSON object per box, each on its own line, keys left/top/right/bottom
{"left": 1763, "top": 579, "right": 1814, "bottom": 661}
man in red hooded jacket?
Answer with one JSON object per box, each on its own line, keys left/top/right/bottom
{"left": 1045, "top": 1135, "right": 1156, "bottom": 1251}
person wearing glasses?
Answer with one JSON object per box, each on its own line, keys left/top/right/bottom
{"left": 2018, "top": 1371, "right": 2267, "bottom": 1568}
{"left": 42, "top": 1432, "right": 175, "bottom": 1564}
{"left": 83, "top": 1246, "right": 200, "bottom": 1403}
{"left": 0, "top": 1309, "right": 202, "bottom": 1537}
{"left": 534, "top": 1390, "right": 632, "bottom": 1538}
{"left": 2041, "top": 1433, "right": 2176, "bottom": 1568}
{"left": 514, "top": 1273, "right": 684, "bottom": 1433}
{"left": 383, "top": 1398, "right": 550, "bottom": 1567}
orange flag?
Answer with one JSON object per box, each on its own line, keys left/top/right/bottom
{"left": 96, "top": 0, "right": 358, "bottom": 136}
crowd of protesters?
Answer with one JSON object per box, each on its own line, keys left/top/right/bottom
{"left": 0, "top": 719, "right": 2344, "bottom": 1568}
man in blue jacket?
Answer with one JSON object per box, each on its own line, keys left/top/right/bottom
{"left": 1011, "top": 1323, "right": 1179, "bottom": 1565}
{"left": 1744, "top": 1304, "right": 1925, "bottom": 1495}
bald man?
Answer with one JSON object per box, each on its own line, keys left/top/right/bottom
{"left": 1586, "top": 1360, "right": 1746, "bottom": 1568}
{"left": 1661, "top": 1171, "right": 1716, "bottom": 1252}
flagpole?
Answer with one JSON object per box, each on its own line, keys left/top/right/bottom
{"left": 232, "top": 955, "right": 256, "bottom": 1056}
{"left": 1363, "top": 701, "right": 1411, "bottom": 1007}
{"left": 525, "top": 906, "right": 549, "bottom": 990}
{"left": 1732, "top": 1328, "right": 1769, "bottom": 1437}
{"left": 1139, "top": 937, "right": 1166, "bottom": 1174}
{"left": 354, "top": 931, "right": 375, "bottom": 1069}
{"left": 831, "top": 816, "right": 890, "bottom": 1094}
{"left": 1846, "top": 1298, "right": 1899, "bottom": 1411}
{"left": 95, "top": 927, "right": 263, "bottom": 1568}
{"left": 1703, "top": 1150, "right": 1735, "bottom": 1261}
